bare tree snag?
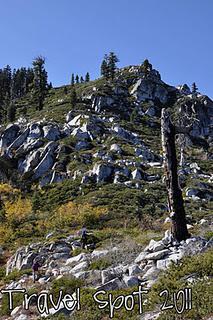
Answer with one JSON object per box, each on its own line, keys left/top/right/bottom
{"left": 161, "top": 108, "right": 190, "bottom": 242}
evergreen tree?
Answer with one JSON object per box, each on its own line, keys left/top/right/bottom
{"left": 142, "top": 59, "right": 152, "bottom": 77}
{"left": 7, "top": 103, "right": 16, "bottom": 122}
{"left": 48, "top": 82, "right": 53, "bottom": 89}
{"left": 32, "top": 56, "right": 48, "bottom": 110}
{"left": 101, "top": 58, "right": 108, "bottom": 78}
{"left": 80, "top": 76, "right": 84, "bottom": 83}
{"left": 71, "top": 73, "right": 75, "bottom": 86}
{"left": 75, "top": 75, "right": 79, "bottom": 84}
{"left": 192, "top": 82, "right": 198, "bottom": 94}
{"left": 63, "top": 86, "right": 68, "bottom": 95}
{"left": 0, "top": 63, "right": 34, "bottom": 123}
{"left": 85, "top": 72, "right": 90, "bottom": 82}
{"left": 107, "top": 52, "right": 119, "bottom": 80}
{"left": 100, "top": 52, "right": 119, "bottom": 80}
{"left": 70, "top": 88, "right": 77, "bottom": 107}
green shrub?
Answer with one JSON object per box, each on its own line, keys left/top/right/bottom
{"left": 4, "top": 268, "right": 32, "bottom": 282}
{"left": 204, "top": 231, "right": 213, "bottom": 240}
{"left": 51, "top": 276, "right": 84, "bottom": 296}
{"left": 0, "top": 265, "right": 6, "bottom": 281}
{"left": 148, "top": 249, "right": 213, "bottom": 319}
{"left": 89, "top": 257, "right": 112, "bottom": 270}
{"left": 0, "top": 291, "right": 24, "bottom": 316}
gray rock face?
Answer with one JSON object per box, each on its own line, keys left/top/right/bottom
{"left": 135, "top": 146, "right": 155, "bottom": 161}
{"left": 111, "top": 124, "right": 140, "bottom": 144}
{"left": 145, "top": 106, "right": 157, "bottom": 117}
{"left": 20, "top": 252, "right": 38, "bottom": 270}
{"left": 70, "top": 261, "right": 89, "bottom": 273}
{"left": 28, "top": 123, "right": 43, "bottom": 139}
{"left": 156, "top": 251, "right": 183, "bottom": 270}
{"left": 32, "top": 142, "right": 58, "bottom": 180}
{"left": 177, "top": 84, "right": 191, "bottom": 95}
{"left": 110, "top": 144, "right": 122, "bottom": 154}
{"left": 145, "top": 239, "right": 166, "bottom": 253}
{"left": 92, "top": 95, "right": 114, "bottom": 112}
{"left": 186, "top": 188, "right": 213, "bottom": 201}
{"left": 68, "top": 114, "right": 89, "bottom": 127}
{"left": 39, "top": 171, "right": 67, "bottom": 187}
{"left": 43, "top": 124, "right": 61, "bottom": 141}
{"left": 130, "top": 79, "right": 169, "bottom": 104}
{"left": 96, "top": 277, "right": 125, "bottom": 291}
{"left": 66, "top": 111, "right": 74, "bottom": 123}
{"left": 6, "top": 248, "right": 38, "bottom": 275}
{"left": 18, "top": 149, "right": 41, "bottom": 174}
{"left": 7, "top": 240, "right": 73, "bottom": 275}
{"left": 0, "top": 124, "right": 20, "bottom": 152}
{"left": 92, "top": 163, "right": 113, "bottom": 183}
{"left": 142, "top": 266, "right": 160, "bottom": 281}
{"left": 32, "top": 152, "right": 54, "bottom": 180}
{"left": 75, "top": 140, "right": 91, "bottom": 150}
{"left": 131, "top": 169, "right": 143, "bottom": 180}
{"left": 101, "top": 266, "right": 123, "bottom": 284}
{"left": 91, "top": 249, "right": 110, "bottom": 260}
{"left": 7, "top": 128, "right": 29, "bottom": 155}
{"left": 71, "top": 128, "right": 90, "bottom": 141}
{"left": 66, "top": 253, "right": 88, "bottom": 266}
{"left": 180, "top": 237, "right": 209, "bottom": 255}
{"left": 135, "top": 252, "right": 148, "bottom": 263}
{"left": 178, "top": 96, "right": 213, "bottom": 138}
{"left": 128, "top": 264, "right": 143, "bottom": 276}
{"left": 123, "top": 275, "right": 139, "bottom": 287}
{"left": 145, "top": 249, "right": 170, "bottom": 260}
{"left": 74, "top": 270, "right": 102, "bottom": 286}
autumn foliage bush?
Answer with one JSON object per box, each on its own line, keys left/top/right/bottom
{"left": 47, "top": 201, "right": 108, "bottom": 229}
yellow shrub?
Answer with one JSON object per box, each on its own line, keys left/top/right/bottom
{"left": 4, "top": 196, "right": 32, "bottom": 224}
{"left": 0, "top": 225, "right": 13, "bottom": 245}
{"left": 50, "top": 202, "right": 108, "bottom": 228}
{"left": 0, "top": 184, "right": 19, "bottom": 196}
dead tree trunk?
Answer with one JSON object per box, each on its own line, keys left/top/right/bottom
{"left": 161, "top": 108, "right": 190, "bottom": 242}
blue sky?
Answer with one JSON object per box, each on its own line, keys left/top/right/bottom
{"left": 0, "top": 0, "right": 212, "bottom": 97}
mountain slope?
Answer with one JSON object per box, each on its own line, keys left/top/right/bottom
{"left": 0, "top": 64, "right": 212, "bottom": 320}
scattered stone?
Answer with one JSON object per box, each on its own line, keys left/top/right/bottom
{"left": 43, "top": 124, "right": 61, "bottom": 141}
{"left": 96, "top": 277, "right": 125, "bottom": 291}
{"left": 128, "top": 264, "right": 143, "bottom": 276}
{"left": 110, "top": 144, "right": 122, "bottom": 154}
{"left": 65, "top": 253, "right": 88, "bottom": 266}
{"left": 145, "top": 249, "right": 170, "bottom": 260}
{"left": 123, "top": 275, "right": 139, "bottom": 287}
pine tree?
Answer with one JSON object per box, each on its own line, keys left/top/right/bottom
{"left": 107, "top": 52, "right": 119, "bottom": 80}
{"left": 80, "top": 76, "right": 84, "bottom": 83}
{"left": 32, "top": 56, "right": 48, "bottom": 110}
{"left": 70, "top": 88, "right": 77, "bottom": 107}
{"left": 0, "top": 63, "right": 34, "bottom": 123}
{"left": 63, "top": 86, "right": 68, "bottom": 95}
{"left": 71, "top": 73, "right": 75, "bottom": 86}
{"left": 85, "top": 72, "right": 90, "bottom": 82}
{"left": 100, "top": 59, "right": 108, "bottom": 78}
{"left": 7, "top": 103, "right": 16, "bottom": 122}
{"left": 100, "top": 53, "right": 119, "bottom": 80}
{"left": 192, "top": 82, "right": 198, "bottom": 94}
{"left": 142, "top": 59, "right": 152, "bottom": 77}
{"left": 75, "top": 75, "right": 79, "bottom": 84}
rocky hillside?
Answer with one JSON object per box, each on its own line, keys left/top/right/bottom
{"left": 0, "top": 64, "right": 212, "bottom": 319}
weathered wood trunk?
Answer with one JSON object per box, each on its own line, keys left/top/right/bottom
{"left": 161, "top": 108, "right": 190, "bottom": 242}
